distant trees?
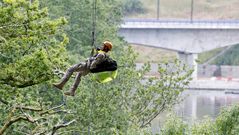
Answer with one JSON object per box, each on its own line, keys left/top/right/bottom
{"left": 122, "top": 0, "right": 145, "bottom": 15}
{"left": 213, "top": 45, "right": 239, "bottom": 65}
{"left": 199, "top": 44, "right": 239, "bottom": 65}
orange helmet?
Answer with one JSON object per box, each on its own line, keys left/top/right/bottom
{"left": 102, "top": 41, "right": 113, "bottom": 52}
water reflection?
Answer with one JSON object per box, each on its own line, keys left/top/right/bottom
{"left": 152, "top": 90, "right": 239, "bottom": 134}
{"left": 176, "top": 90, "right": 239, "bottom": 122}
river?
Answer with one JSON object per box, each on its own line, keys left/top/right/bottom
{"left": 152, "top": 89, "right": 239, "bottom": 134}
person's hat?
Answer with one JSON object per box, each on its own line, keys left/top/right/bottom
{"left": 103, "top": 41, "right": 113, "bottom": 51}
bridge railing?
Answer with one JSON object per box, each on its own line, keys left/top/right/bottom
{"left": 123, "top": 18, "right": 239, "bottom": 25}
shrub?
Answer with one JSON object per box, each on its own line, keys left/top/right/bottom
{"left": 160, "top": 113, "right": 189, "bottom": 135}
{"left": 191, "top": 118, "right": 217, "bottom": 135}
{"left": 215, "top": 104, "right": 239, "bottom": 135}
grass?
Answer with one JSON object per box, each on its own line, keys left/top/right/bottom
{"left": 198, "top": 48, "right": 224, "bottom": 64}
{"left": 127, "top": 0, "right": 239, "bottom": 20}
{"left": 131, "top": 45, "right": 177, "bottom": 63}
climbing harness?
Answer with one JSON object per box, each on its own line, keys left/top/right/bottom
{"left": 90, "top": 50, "right": 117, "bottom": 73}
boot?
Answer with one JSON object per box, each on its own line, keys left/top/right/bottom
{"left": 64, "top": 91, "right": 75, "bottom": 96}
{"left": 53, "top": 83, "right": 64, "bottom": 90}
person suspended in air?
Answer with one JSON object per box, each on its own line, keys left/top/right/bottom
{"left": 53, "top": 41, "right": 117, "bottom": 96}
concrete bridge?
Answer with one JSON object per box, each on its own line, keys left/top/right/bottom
{"left": 118, "top": 19, "right": 239, "bottom": 78}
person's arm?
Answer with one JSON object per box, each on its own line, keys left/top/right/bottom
{"left": 90, "top": 53, "right": 105, "bottom": 69}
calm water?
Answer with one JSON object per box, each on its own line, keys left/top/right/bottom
{"left": 152, "top": 89, "right": 239, "bottom": 133}
{"left": 176, "top": 90, "right": 239, "bottom": 121}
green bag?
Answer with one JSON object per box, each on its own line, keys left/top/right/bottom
{"left": 94, "top": 70, "right": 117, "bottom": 83}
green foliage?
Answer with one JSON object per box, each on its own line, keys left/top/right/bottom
{"left": 161, "top": 114, "right": 188, "bottom": 135}
{"left": 215, "top": 104, "right": 239, "bottom": 135}
{"left": 198, "top": 47, "right": 223, "bottom": 64}
{"left": 0, "top": 0, "right": 69, "bottom": 88}
{"left": 213, "top": 44, "right": 239, "bottom": 65}
{"left": 191, "top": 118, "right": 216, "bottom": 135}
{"left": 160, "top": 105, "right": 239, "bottom": 135}
{"left": 122, "top": 0, "right": 145, "bottom": 15}
{"left": 198, "top": 44, "right": 239, "bottom": 65}
{"left": 0, "top": 0, "right": 70, "bottom": 134}
{"left": 126, "top": 125, "right": 152, "bottom": 135}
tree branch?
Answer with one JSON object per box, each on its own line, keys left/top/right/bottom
{"left": 140, "top": 100, "right": 167, "bottom": 128}
{"left": 40, "top": 104, "right": 64, "bottom": 116}
{"left": 1, "top": 74, "right": 50, "bottom": 88}
{"left": 16, "top": 106, "right": 42, "bottom": 112}
{"left": 0, "top": 24, "right": 25, "bottom": 29}
{"left": 0, "top": 115, "right": 36, "bottom": 134}
{"left": 51, "top": 119, "right": 76, "bottom": 135}
{"left": 0, "top": 103, "right": 68, "bottom": 134}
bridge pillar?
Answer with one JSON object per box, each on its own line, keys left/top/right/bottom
{"left": 178, "top": 52, "right": 198, "bottom": 80}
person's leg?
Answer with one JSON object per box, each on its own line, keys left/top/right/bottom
{"left": 64, "top": 72, "right": 82, "bottom": 96}
{"left": 53, "top": 63, "right": 83, "bottom": 90}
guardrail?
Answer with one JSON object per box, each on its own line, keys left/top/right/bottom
{"left": 124, "top": 18, "right": 239, "bottom": 25}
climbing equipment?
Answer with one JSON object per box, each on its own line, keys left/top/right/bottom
{"left": 88, "top": 0, "right": 118, "bottom": 83}
{"left": 94, "top": 70, "right": 118, "bottom": 83}
{"left": 90, "top": 55, "right": 117, "bottom": 73}
{"left": 90, "top": 0, "right": 97, "bottom": 56}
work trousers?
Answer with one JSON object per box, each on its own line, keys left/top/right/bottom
{"left": 57, "top": 62, "right": 90, "bottom": 93}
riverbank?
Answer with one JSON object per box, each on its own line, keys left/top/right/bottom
{"left": 188, "top": 78, "right": 239, "bottom": 91}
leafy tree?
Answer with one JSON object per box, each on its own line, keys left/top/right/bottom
{"left": 0, "top": 0, "right": 73, "bottom": 134}
{"left": 215, "top": 104, "right": 239, "bottom": 135}
{"left": 191, "top": 118, "right": 216, "bottom": 135}
{"left": 0, "top": 0, "right": 68, "bottom": 88}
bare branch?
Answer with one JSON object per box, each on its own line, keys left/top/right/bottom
{"left": 40, "top": 104, "right": 64, "bottom": 116}
{"left": 0, "top": 104, "right": 67, "bottom": 134}
{"left": 0, "top": 24, "right": 24, "bottom": 29}
{"left": 51, "top": 119, "right": 76, "bottom": 135}
{"left": 16, "top": 106, "right": 42, "bottom": 112}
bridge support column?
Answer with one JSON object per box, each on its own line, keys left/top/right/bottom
{"left": 178, "top": 52, "right": 198, "bottom": 80}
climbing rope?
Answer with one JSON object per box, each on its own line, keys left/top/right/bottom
{"left": 88, "top": 0, "right": 97, "bottom": 134}
{"left": 90, "top": 0, "right": 97, "bottom": 57}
